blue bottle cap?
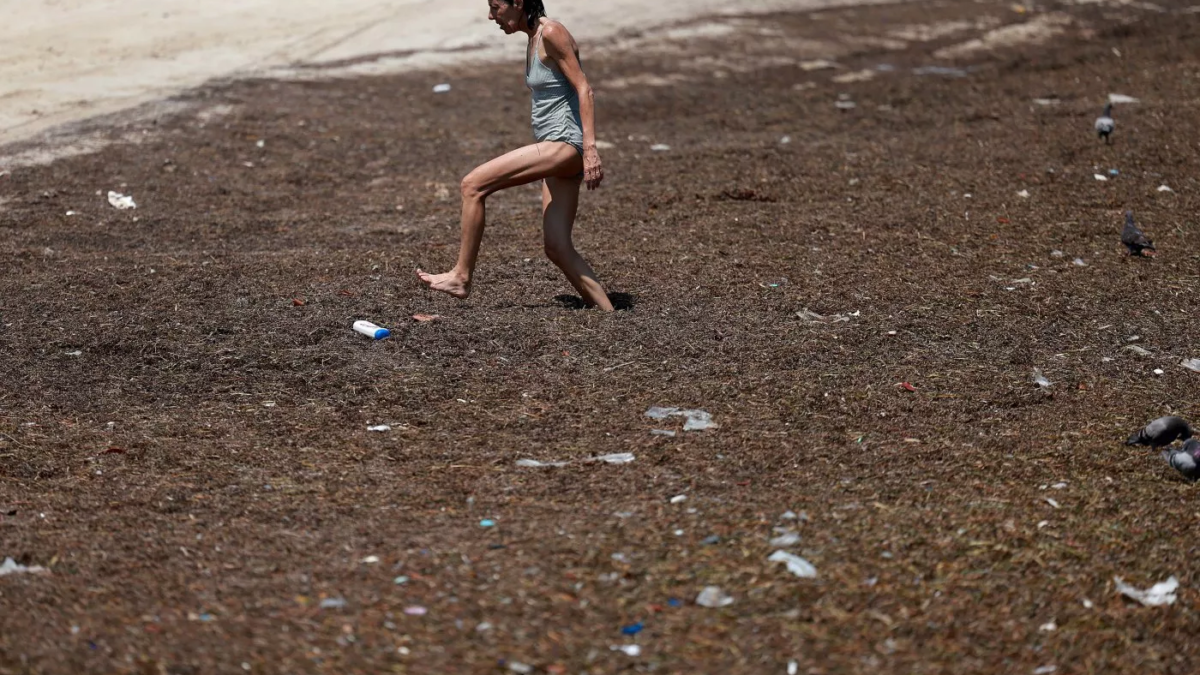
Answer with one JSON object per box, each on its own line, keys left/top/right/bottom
{"left": 374, "top": 328, "right": 391, "bottom": 340}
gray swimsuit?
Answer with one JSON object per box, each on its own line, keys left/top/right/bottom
{"left": 525, "top": 24, "right": 584, "bottom": 154}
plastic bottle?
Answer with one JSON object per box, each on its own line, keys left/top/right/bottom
{"left": 353, "top": 320, "right": 390, "bottom": 340}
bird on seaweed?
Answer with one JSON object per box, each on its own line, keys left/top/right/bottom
{"left": 1126, "top": 416, "right": 1193, "bottom": 448}
{"left": 1163, "top": 439, "right": 1200, "bottom": 481}
{"left": 1120, "top": 211, "right": 1155, "bottom": 257}
{"left": 1095, "top": 103, "right": 1114, "bottom": 143}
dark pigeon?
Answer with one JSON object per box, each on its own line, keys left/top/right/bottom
{"left": 1126, "top": 416, "right": 1193, "bottom": 448}
{"left": 1121, "top": 211, "right": 1155, "bottom": 257}
{"left": 1095, "top": 103, "right": 1114, "bottom": 143}
{"left": 1163, "top": 439, "right": 1200, "bottom": 481}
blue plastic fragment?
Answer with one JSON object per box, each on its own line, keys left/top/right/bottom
{"left": 667, "top": 598, "right": 683, "bottom": 608}
{"left": 621, "top": 622, "right": 644, "bottom": 635}
{"left": 480, "top": 519, "right": 496, "bottom": 528}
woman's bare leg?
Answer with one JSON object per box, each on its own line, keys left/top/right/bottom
{"left": 542, "top": 176, "right": 614, "bottom": 311}
{"left": 417, "top": 142, "right": 582, "bottom": 299}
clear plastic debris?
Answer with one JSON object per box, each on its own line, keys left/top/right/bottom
{"left": 611, "top": 645, "right": 642, "bottom": 657}
{"left": 0, "top": 558, "right": 48, "bottom": 576}
{"left": 433, "top": 83, "right": 452, "bottom": 93}
{"left": 1032, "top": 368, "right": 1052, "bottom": 389}
{"left": 367, "top": 425, "right": 391, "bottom": 432}
{"left": 107, "top": 191, "right": 136, "bottom": 210}
{"left": 515, "top": 458, "right": 569, "bottom": 468}
{"left": 1181, "top": 359, "right": 1200, "bottom": 373}
{"left": 768, "top": 550, "right": 818, "bottom": 578}
{"left": 644, "top": 406, "right": 718, "bottom": 431}
{"left": 696, "top": 586, "right": 734, "bottom": 608}
{"left": 1114, "top": 576, "right": 1178, "bottom": 606}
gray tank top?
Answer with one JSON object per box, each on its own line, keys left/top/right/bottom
{"left": 525, "top": 24, "right": 583, "bottom": 152}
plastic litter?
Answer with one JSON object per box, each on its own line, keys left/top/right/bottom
{"left": 650, "top": 144, "right": 671, "bottom": 152}
{"left": 319, "top": 597, "right": 347, "bottom": 609}
{"left": 645, "top": 406, "right": 718, "bottom": 431}
{"left": 913, "top": 65, "right": 968, "bottom": 77}
{"left": 412, "top": 314, "right": 441, "bottom": 322}
{"left": 404, "top": 605, "right": 428, "bottom": 616}
{"left": 1153, "top": 368, "right": 1164, "bottom": 376}
{"left": 1039, "top": 620, "right": 1057, "bottom": 632}
{"left": 1033, "top": 98, "right": 1059, "bottom": 106}
{"left": 1033, "top": 666, "right": 1057, "bottom": 675}
{"left": 621, "top": 622, "right": 644, "bottom": 636}
{"left": 353, "top": 320, "right": 390, "bottom": 340}
{"left": 769, "top": 529, "right": 801, "bottom": 547}
{"left": 0, "top": 557, "right": 48, "bottom": 576}
{"left": 1032, "top": 368, "right": 1052, "bottom": 389}
{"left": 1181, "top": 359, "right": 1200, "bottom": 373}
{"left": 797, "top": 308, "right": 852, "bottom": 324}
{"left": 393, "top": 576, "right": 409, "bottom": 585}
{"left": 1107, "top": 93, "right": 1139, "bottom": 104}
{"left": 1073, "top": 258, "right": 1087, "bottom": 267}
{"left": 107, "top": 191, "right": 136, "bottom": 210}
{"left": 591, "top": 453, "right": 636, "bottom": 465}
{"left": 788, "top": 661, "right": 799, "bottom": 675}
{"left": 650, "top": 429, "right": 677, "bottom": 437}
{"left": 799, "top": 59, "right": 839, "bottom": 71}
{"left": 769, "top": 550, "right": 818, "bottom": 578}
{"left": 669, "top": 495, "right": 687, "bottom": 504}
{"left": 516, "top": 453, "right": 634, "bottom": 468}
{"left": 701, "top": 535, "right": 721, "bottom": 545}
{"left": 480, "top": 519, "right": 496, "bottom": 528}
{"left": 695, "top": 586, "right": 734, "bottom": 608}
{"left": 611, "top": 645, "right": 642, "bottom": 657}
{"left": 367, "top": 425, "right": 391, "bottom": 432}
{"left": 515, "top": 458, "right": 569, "bottom": 468}
{"left": 1093, "top": 174, "right": 1108, "bottom": 182}
{"left": 1115, "top": 576, "right": 1178, "bottom": 606}
{"left": 433, "top": 83, "right": 452, "bottom": 93}
{"left": 506, "top": 661, "right": 533, "bottom": 674}
{"left": 361, "top": 555, "right": 380, "bottom": 564}
{"left": 1108, "top": 168, "right": 1120, "bottom": 176}
{"left": 1157, "top": 185, "right": 1173, "bottom": 192}
{"left": 1017, "top": 189, "right": 1030, "bottom": 198}
{"left": 1125, "top": 345, "right": 1152, "bottom": 357}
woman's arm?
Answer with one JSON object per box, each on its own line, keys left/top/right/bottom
{"left": 541, "top": 22, "right": 604, "bottom": 190}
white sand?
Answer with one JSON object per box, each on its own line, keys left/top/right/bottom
{"left": 0, "top": 0, "right": 870, "bottom": 151}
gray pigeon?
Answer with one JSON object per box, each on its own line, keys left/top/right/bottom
{"left": 1120, "top": 211, "right": 1155, "bottom": 257}
{"left": 1126, "top": 416, "right": 1193, "bottom": 448}
{"left": 1163, "top": 439, "right": 1200, "bottom": 481}
{"left": 1095, "top": 103, "right": 1114, "bottom": 143}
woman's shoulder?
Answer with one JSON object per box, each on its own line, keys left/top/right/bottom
{"left": 538, "top": 19, "right": 576, "bottom": 52}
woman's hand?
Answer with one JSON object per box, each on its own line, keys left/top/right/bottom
{"left": 583, "top": 147, "right": 604, "bottom": 190}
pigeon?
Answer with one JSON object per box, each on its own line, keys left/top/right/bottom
{"left": 1095, "top": 103, "right": 1114, "bottom": 143}
{"left": 1163, "top": 439, "right": 1200, "bottom": 481}
{"left": 1126, "top": 416, "right": 1193, "bottom": 448}
{"left": 1120, "top": 211, "right": 1155, "bottom": 257}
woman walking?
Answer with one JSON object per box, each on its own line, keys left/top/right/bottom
{"left": 417, "top": 0, "right": 614, "bottom": 311}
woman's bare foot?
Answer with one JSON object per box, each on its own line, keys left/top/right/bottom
{"left": 416, "top": 269, "right": 471, "bottom": 299}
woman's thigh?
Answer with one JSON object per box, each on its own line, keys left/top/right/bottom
{"left": 466, "top": 142, "right": 583, "bottom": 196}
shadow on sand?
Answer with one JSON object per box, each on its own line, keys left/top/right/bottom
{"left": 553, "top": 292, "right": 636, "bottom": 311}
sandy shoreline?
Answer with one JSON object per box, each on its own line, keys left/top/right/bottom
{"left": 0, "top": 0, "right": 882, "bottom": 158}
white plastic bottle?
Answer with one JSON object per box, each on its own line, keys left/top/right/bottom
{"left": 353, "top": 320, "right": 391, "bottom": 340}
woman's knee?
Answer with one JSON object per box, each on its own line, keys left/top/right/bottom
{"left": 461, "top": 171, "right": 488, "bottom": 201}
{"left": 544, "top": 237, "right": 576, "bottom": 265}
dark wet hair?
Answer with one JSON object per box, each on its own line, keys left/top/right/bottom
{"left": 506, "top": 0, "right": 546, "bottom": 30}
